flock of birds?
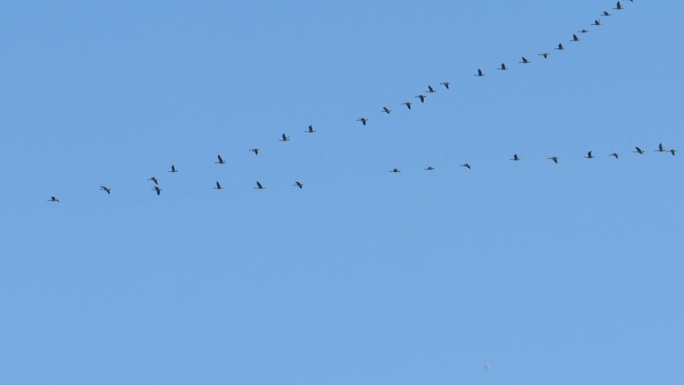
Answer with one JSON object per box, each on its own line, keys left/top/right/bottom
{"left": 47, "top": 1, "right": 658, "bottom": 203}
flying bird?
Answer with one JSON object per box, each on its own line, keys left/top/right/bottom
{"left": 152, "top": 186, "right": 162, "bottom": 196}
{"left": 415, "top": 94, "right": 426, "bottom": 103}
{"left": 169, "top": 165, "right": 177, "bottom": 173}
{"left": 610, "top": 152, "right": 619, "bottom": 159}
{"left": 548, "top": 156, "right": 559, "bottom": 164}
{"left": 498, "top": 63, "right": 508, "bottom": 71}
{"left": 214, "top": 181, "right": 223, "bottom": 190}
{"left": 511, "top": 154, "right": 520, "bottom": 161}
{"left": 578, "top": 29, "right": 589, "bottom": 33}
{"left": 100, "top": 186, "right": 111, "bottom": 194}
{"left": 538, "top": 52, "right": 550, "bottom": 59}
{"left": 389, "top": 168, "right": 401, "bottom": 173}
{"left": 426, "top": 85, "right": 436, "bottom": 93}
{"left": 357, "top": 117, "right": 368, "bottom": 126}
{"left": 216, "top": 154, "right": 226, "bottom": 164}
{"left": 249, "top": 148, "right": 260, "bottom": 155}
{"left": 460, "top": 163, "right": 471, "bottom": 169}
{"left": 634, "top": 146, "right": 645, "bottom": 154}
{"left": 476, "top": 69, "right": 485, "bottom": 77}
{"left": 148, "top": 176, "right": 158, "bottom": 185}
{"left": 402, "top": 102, "right": 412, "bottom": 110}
{"left": 593, "top": 19, "right": 601, "bottom": 26}
{"left": 520, "top": 57, "right": 530, "bottom": 64}
{"left": 603, "top": 11, "right": 612, "bottom": 16}
{"left": 49, "top": 196, "right": 60, "bottom": 203}
{"left": 585, "top": 151, "right": 595, "bottom": 159}
{"left": 294, "top": 181, "right": 303, "bottom": 189}
{"left": 555, "top": 43, "right": 565, "bottom": 50}
{"left": 307, "top": 125, "right": 316, "bottom": 133}
{"left": 656, "top": 143, "right": 666, "bottom": 152}
{"left": 440, "top": 81, "right": 450, "bottom": 89}
{"left": 256, "top": 181, "right": 265, "bottom": 189}
{"left": 670, "top": 149, "right": 677, "bottom": 156}
{"left": 382, "top": 107, "right": 391, "bottom": 114}
{"left": 280, "top": 133, "right": 290, "bottom": 142}
{"left": 572, "top": 34, "right": 580, "bottom": 41}
{"left": 616, "top": 1, "right": 623, "bottom": 10}
{"left": 425, "top": 166, "right": 435, "bottom": 170}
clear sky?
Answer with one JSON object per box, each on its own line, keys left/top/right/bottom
{"left": 1, "top": 1, "right": 683, "bottom": 384}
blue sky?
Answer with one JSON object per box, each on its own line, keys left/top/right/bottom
{"left": 1, "top": 1, "right": 683, "bottom": 384}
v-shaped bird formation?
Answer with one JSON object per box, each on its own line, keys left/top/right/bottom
{"left": 46, "top": 1, "right": 672, "bottom": 204}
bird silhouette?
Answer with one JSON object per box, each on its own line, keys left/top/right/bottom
{"left": 280, "top": 133, "right": 290, "bottom": 142}
{"left": 460, "top": 163, "right": 471, "bottom": 169}
{"left": 425, "top": 166, "right": 435, "bottom": 171}
{"left": 603, "top": 11, "right": 612, "bottom": 16}
{"left": 634, "top": 146, "right": 645, "bottom": 154}
{"left": 426, "top": 85, "right": 436, "bottom": 93}
{"left": 169, "top": 165, "right": 177, "bottom": 173}
{"left": 585, "top": 151, "right": 595, "bottom": 159}
{"left": 306, "top": 125, "right": 316, "bottom": 133}
{"left": 415, "top": 94, "right": 426, "bottom": 103}
{"left": 249, "top": 148, "right": 260, "bottom": 155}
{"left": 148, "top": 176, "right": 158, "bottom": 185}
{"left": 572, "top": 34, "right": 580, "bottom": 41}
{"left": 669, "top": 149, "right": 677, "bottom": 156}
{"left": 214, "top": 181, "right": 223, "bottom": 190}
{"left": 216, "top": 155, "right": 226, "bottom": 164}
{"left": 100, "top": 186, "right": 111, "bottom": 194}
{"left": 511, "top": 154, "right": 520, "bottom": 161}
{"left": 498, "top": 63, "right": 508, "bottom": 71}
{"left": 294, "top": 181, "right": 303, "bottom": 189}
{"left": 440, "top": 81, "right": 450, "bottom": 89}
{"left": 476, "top": 69, "right": 485, "bottom": 77}
{"left": 555, "top": 43, "right": 565, "bottom": 50}
{"left": 152, "top": 186, "right": 162, "bottom": 196}
{"left": 256, "top": 181, "right": 265, "bottom": 189}
{"left": 49, "top": 196, "right": 60, "bottom": 203}
{"left": 593, "top": 19, "right": 601, "bottom": 26}
{"left": 382, "top": 107, "right": 391, "bottom": 114}
{"left": 538, "top": 52, "right": 550, "bottom": 59}
{"left": 402, "top": 102, "right": 412, "bottom": 110}
{"left": 389, "top": 168, "right": 401, "bottom": 173}
{"left": 610, "top": 152, "right": 619, "bottom": 159}
{"left": 578, "top": 29, "right": 589, "bottom": 33}
{"left": 615, "top": 1, "right": 623, "bottom": 10}
{"left": 519, "top": 57, "right": 530, "bottom": 64}
{"left": 656, "top": 143, "right": 666, "bottom": 152}
{"left": 357, "top": 118, "right": 368, "bottom": 126}
{"left": 548, "top": 156, "right": 559, "bottom": 164}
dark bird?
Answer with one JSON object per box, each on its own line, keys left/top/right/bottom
{"left": 498, "top": 63, "right": 508, "bottom": 71}
{"left": 670, "top": 149, "right": 677, "bottom": 156}
{"left": 538, "top": 52, "right": 550, "bottom": 59}
{"left": 548, "top": 156, "right": 559, "bottom": 164}
{"left": 389, "top": 168, "right": 401, "bottom": 173}
{"left": 572, "top": 34, "right": 580, "bottom": 41}
{"left": 280, "top": 133, "right": 290, "bottom": 142}
{"left": 634, "top": 146, "right": 645, "bottom": 154}
{"left": 578, "top": 29, "right": 589, "bottom": 33}
{"left": 520, "top": 57, "right": 530, "bottom": 64}
{"left": 49, "top": 196, "right": 60, "bottom": 203}
{"left": 216, "top": 154, "right": 226, "bottom": 164}
{"left": 294, "top": 181, "right": 303, "bottom": 189}
{"left": 100, "top": 186, "right": 111, "bottom": 194}
{"left": 382, "top": 107, "right": 392, "bottom": 114}
{"left": 555, "top": 43, "right": 565, "bottom": 50}
{"left": 169, "top": 165, "right": 178, "bottom": 173}
{"left": 511, "top": 154, "right": 520, "bottom": 161}
{"left": 415, "top": 94, "right": 426, "bottom": 103}
{"left": 357, "top": 117, "right": 368, "bottom": 126}
{"left": 440, "top": 81, "right": 450, "bottom": 89}
{"left": 593, "top": 19, "right": 601, "bottom": 26}
{"left": 148, "top": 176, "right": 158, "bottom": 185}
{"left": 249, "top": 148, "right": 260, "bottom": 155}
{"left": 152, "top": 186, "right": 162, "bottom": 196}
{"left": 656, "top": 143, "right": 666, "bottom": 153}
{"left": 425, "top": 166, "right": 435, "bottom": 171}
{"left": 616, "top": 1, "right": 623, "bottom": 10}
{"left": 306, "top": 125, "right": 316, "bottom": 133}
{"left": 610, "top": 152, "right": 619, "bottom": 159}
{"left": 256, "top": 181, "right": 265, "bottom": 189}
{"left": 426, "top": 85, "right": 436, "bottom": 93}
{"left": 603, "top": 11, "right": 612, "bottom": 16}
{"left": 402, "top": 102, "right": 412, "bottom": 110}
{"left": 585, "top": 151, "right": 595, "bottom": 159}
{"left": 460, "top": 163, "right": 471, "bottom": 169}
{"left": 214, "top": 181, "right": 223, "bottom": 190}
{"left": 476, "top": 69, "right": 485, "bottom": 77}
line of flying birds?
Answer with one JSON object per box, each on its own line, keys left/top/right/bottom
{"left": 48, "top": 1, "right": 648, "bottom": 203}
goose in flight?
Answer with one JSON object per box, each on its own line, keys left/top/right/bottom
{"left": 402, "top": 102, "right": 412, "bottom": 110}
{"left": 476, "top": 69, "right": 485, "bottom": 77}
{"left": 152, "top": 186, "right": 162, "bottom": 196}
{"left": 498, "top": 63, "right": 508, "bottom": 71}
{"left": 389, "top": 168, "right": 401, "bottom": 173}
{"left": 382, "top": 107, "right": 391, "bottom": 114}
{"left": 214, "top": 181, "right": 223, "bottom": 190}
{"left": 555, "top": 43, "right": 565, "bottom": 50}
{"left": 216, "top": 154, "right": 226, "bottom": 164}
{"left": 603, "top": 11, "right": 612, "bottom": 17}
{"left": 426, "top": 85, "right": 436, "bottom": 93}
{"left": 538, "top": 52, "right": 550, "bottom": 59}
{"left": 511, "top": 154, "right": 520, "bottom": 161}
{"left": 169, "top": 165, "right": 178, "bottom": 173}
{"left": 249, "top": 148, "right": 260, "bottom": 155}
{"left": 307, "top": 125, "right": 316, "bottom": 133}
{"left": 49, "top": 196, "right": 60, "bottom": 203}
{"left": 440, "top": 81, "right": 450, "bottom": 89}
{"left": 610, "top": 152, "right": 619, "bottom": 159}
{"left": 256, "top": 181, "right": 265, "bottom": 189}
{"left": 519, "top": 57, "right": 530, "bottom": 64}
{"left": 615, "top": 2, "right": 623, "bottom": 10}
{"left": 669, "top": 149, "right": 677, "bottom": 156}
{"left": 572, "top": 34, "right": 580, "bottom": 41}
{"left": 294, "top": 181, "right": 303, "bottom": 189}
{"left": 584, "top": 151, "right": 595, "bottom": 159}
{"left": 548, "top": 156, "right": 559, "bottom": 164}
{"left": 634, "top": 146, "right": 645, "bottom": 154}
{"left": 593, "top": 19, "right": 601, "bottom": 26}
{"left": 578, "top": 29, "right": 589, "bottom": 33}
{"left": 460, "top": 163, "right": 471, "bottom": 169}
{"left": 280, "top": 133, "right": 290, "bottom": 142}
{"left": 357, "top": 117, "right": 368, "bottom": 126}
{"left": 415, "top": 94, "right": 426, "bottom": 103}
{"left": 656, "top": 143, "right": 666, "bottom": 153}
{"left": 100, "top": 186, "right": 111, "bottom": 194}
{"left": 148, "top": 176, "right": 159, "bottom": 185}
{"left": 425, "top": 166, "right": 435, "bottom": 171}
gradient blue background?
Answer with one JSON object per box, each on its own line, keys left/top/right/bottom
{"left": 1, "top": 1, "right": 682, "bottom": 384}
